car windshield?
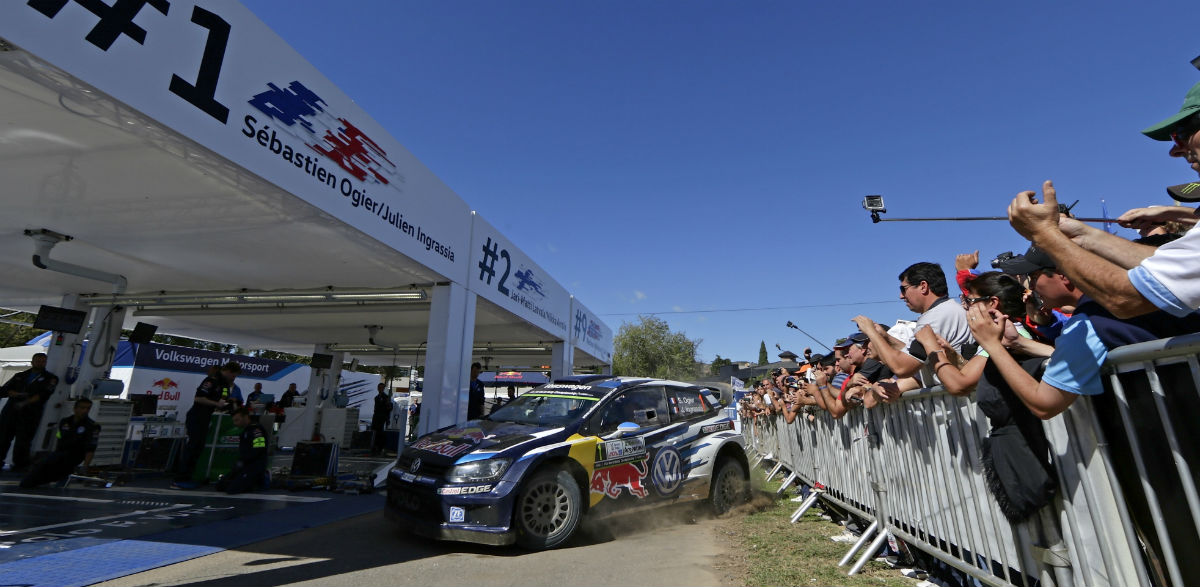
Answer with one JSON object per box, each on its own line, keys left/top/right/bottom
{"left": 488, "top": 392, "right": 598, "bottom": 427}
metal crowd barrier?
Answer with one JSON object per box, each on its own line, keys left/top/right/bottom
{"left": 740, "top": 332, "right": 1200, "bottom": 587}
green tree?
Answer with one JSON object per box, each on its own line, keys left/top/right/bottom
{"left": 612, "top": 315, "right": 701, "bottom": 380}
{"left": 711, "top": 354, "right": 732, "bottom": 374}
{"left": 0, "top": 310, "right": 44, "bottom": 348}
{"left": 758, "top": 341, "right": 768, "bottom": 365}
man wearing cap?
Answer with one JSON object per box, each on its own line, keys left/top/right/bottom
{"left": 819, "top": 333, "right": 892, "bottom": 418}
{"left": 995, "top": 246, "right": 1075, "bottom": 343}
{"left": 976, "top": 247, "right": 1200, "bottom": 418}
{"left": 1008, "top": 80, "right": 1200, "bottom": 320}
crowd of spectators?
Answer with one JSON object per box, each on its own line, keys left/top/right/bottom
{"left": 736, "top": 75, "right": 1200, "bottom": 584}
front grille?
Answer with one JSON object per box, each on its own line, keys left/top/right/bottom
{"left": 387, "top": 476, "right": 442, "bottom": 523}
{"left": 396, "top": 453, "right": 450, "bottom": 478}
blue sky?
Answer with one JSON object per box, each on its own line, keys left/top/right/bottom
{"left": 245, "top": 0, "right": 1200, "bottom": 363}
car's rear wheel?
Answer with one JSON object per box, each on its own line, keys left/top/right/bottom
{"left": 514, "top": 468, "right": 582, "bottom": 550}
{"left": 709, "top": 458, "right": 748, "bottom": 515}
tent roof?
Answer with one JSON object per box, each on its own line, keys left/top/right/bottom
{"left": 0, "top": 47, "right": 605, "bottom": 370}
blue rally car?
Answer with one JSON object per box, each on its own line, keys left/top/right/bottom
{"left": 385, "top": 375, "right": 749, "bottom": 550}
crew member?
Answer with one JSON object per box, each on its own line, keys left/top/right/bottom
{"left": 172, "top": 361, "right": 239, "bottom": 489}
{"left": 246, "top": 382, "right": 264, "bottom": 405}
{"left": 215, "top": 407, "right": 269, "bottom": 494}
{"left": 19, "top": 397, "right": 99, "bottom": 488}
{"left": 467, "top": 362, "right": 485, "bottom": 420}
{"left": 489, "top": 385, "right": 517, "bottom": 415}
{"left": 370, "top": 383, "right": 393, "bottom": 455}
{"left": 279, "top": 383, "right": 300, "bottom": 408}
{"left": 0, "top": 352, "right": 59, "bottom": 472}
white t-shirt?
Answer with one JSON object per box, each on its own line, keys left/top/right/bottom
{"left": 915, "top": 297, "right": 975, "bottom": 353}
{"left": 912, "top": 297, "right": 975, "bottom": 388}
{"left": 1130, "top": 223, "right": 1200, "bottom": 317}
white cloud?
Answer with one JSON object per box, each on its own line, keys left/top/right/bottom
{"left": 547, "top": 243, "right": 558, "bottom": 253}
{"left": 672, "top": 305, "right": 684, "bottom": 312}
{"left": 634, "top": 290, "right": 646, "bottom": 301}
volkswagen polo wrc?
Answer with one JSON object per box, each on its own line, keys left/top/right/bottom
{"left": 385, "top": 375, "right": 749, "bottom": 550}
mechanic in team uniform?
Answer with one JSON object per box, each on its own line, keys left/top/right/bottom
{"left": 172, "top": 361, "right": 240, "bottom": 489}
{"left": 19, "top": 397, "right": 100, "bottom": 488}
{"left": 370, "top": 382, "right": 393, "bottom": 455}
{"left": 216, "top": 407, "right": 269, "bottom": 494}
{"left": 0, "top": 352, "right": 59, "bottom": 472}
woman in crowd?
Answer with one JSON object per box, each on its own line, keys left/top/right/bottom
{"left": 915, "top": 271, "right": 1056, "bottom": 522}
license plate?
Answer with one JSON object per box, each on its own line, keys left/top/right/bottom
{"left": 392, "top": 488, "right": 421, "bottom": 511}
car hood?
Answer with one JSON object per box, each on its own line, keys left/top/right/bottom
{"left": 407, "top": 419, "right": 566, "bottom": 462}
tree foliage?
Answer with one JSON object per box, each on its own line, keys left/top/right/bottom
{"left": 758, "top": 341, "right": 768, "bottom": 365}
{"left": 711, "top": 354, "right": 733, "bottom": 374}
{"left": 612, "top": 315, "right": 700, "bottom": 380}
{"left": 0, "top": 310, "right": 44, "bottom": 348}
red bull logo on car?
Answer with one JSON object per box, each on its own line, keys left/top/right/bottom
{"left": 411, "top": 437, "right": 475, "bottom": 458}
{"left": 444, "top": 426, "right": 487, "bottom": 443}
{"left": 590, "top": 460, "right": 648, "bottom": 499}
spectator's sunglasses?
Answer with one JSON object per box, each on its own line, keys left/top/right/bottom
{"left": 1171, "top": 113, "right": 1200, "bottom": 147}
{"left": 961, "top": 295, "right": 993, "bottom": 307}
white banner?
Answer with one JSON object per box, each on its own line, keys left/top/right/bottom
{"left": 468, "top": 213, "right": 570, "bottom": 339}
{"left": 0, "top": 1, "right": 471, "bottom": 283}
{"left": 569, "top": 298, "right": 613, "bottom": 364}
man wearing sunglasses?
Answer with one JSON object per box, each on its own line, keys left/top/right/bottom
{"left": 853, "top": 262, "right": 973, "bottom": 385}
{"left": 1008, "top": 80, "right": 1200, "bottom": 321}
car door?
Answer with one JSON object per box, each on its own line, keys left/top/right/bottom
{"left": 585, "top": 386, "right": 672, "bottom": 509}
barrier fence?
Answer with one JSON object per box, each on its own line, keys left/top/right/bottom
{"left": 741, "top": 331, "right": 1200, "bottom": 587}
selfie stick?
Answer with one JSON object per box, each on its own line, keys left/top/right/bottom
{"left": 869, "top": 215, "right": 1118, "bottom": 224}
{"left": 786, "top": 321, "right": 832, "bottom": 352}
{"left": 863, "top": 195, "right": 1118, "bottom": 224}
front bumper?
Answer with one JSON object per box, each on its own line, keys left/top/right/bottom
{"left": 384, "top": 473, "right": 518, "bottom": 546}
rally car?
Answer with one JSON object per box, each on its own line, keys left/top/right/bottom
{"left": 385, "top": 375, "right": 749, "bottom": 550}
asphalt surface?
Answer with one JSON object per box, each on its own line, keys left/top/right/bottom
{"left": 96, "top": 503, "right": 728, "bottom": 587}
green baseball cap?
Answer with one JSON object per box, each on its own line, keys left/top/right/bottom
{"left": 1142, "top": 80, "right": 1200, "bottom": 141}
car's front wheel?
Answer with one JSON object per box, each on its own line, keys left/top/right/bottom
{"left": 709, "top": 458, "right": 748, "bottom": 515}
{"left": 514, "top": 468, "right": 582, "bottom": 550}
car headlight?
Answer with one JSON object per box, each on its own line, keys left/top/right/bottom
{"left": 446, "top": 458, "right": 511, "bottom": 483}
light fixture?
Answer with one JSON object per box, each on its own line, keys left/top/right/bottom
{"left": 86, "top": 287, "right": 427, "bottom": 309}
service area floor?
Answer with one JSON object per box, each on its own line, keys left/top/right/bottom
{"left": 0, "top": 470, "right": 384, "bottom": 587}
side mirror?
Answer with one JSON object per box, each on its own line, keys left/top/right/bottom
{"left": 616, "top": 421, "right": 641, "bottom": 436}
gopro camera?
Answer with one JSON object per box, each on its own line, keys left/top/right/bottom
{"left": 863, "top": 195, "right": 887, "bottom": 223}
{"left": 862, "top": 195, "right": 886, "bottom": 212}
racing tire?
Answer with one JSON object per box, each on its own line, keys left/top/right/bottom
{"left": 514, "top": 468, "right": 583, "bottom": 550}
{"left": 708, "top": 458, "right": 748, "bottom": 516}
